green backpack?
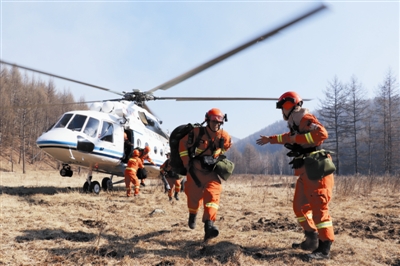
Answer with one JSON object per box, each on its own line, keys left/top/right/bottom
{"left": 304, "top": 150, "right": 336, "bottom": 180}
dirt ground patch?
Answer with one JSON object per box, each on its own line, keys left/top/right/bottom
{"left": 1, "top": 171, "right": 400, "bottom": 265}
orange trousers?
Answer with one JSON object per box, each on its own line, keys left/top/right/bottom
{"left": 184, "top": 161, "right": 221, "bottom": 222}
{"left": 124, "top": 171, "right": 140, "bottom": 196}
{"left": 293, "top": 165, "right": 335, "bottom": 242}
{"left": 166, "top": 177, "right": 181, "bottom": 198}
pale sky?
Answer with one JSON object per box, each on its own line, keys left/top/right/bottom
{"left": 1, "top": 1, "right": 399, "bottom": 139}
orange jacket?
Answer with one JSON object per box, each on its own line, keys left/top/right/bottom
{"left": 269, "top": 108, "right": 328, "bottom": 148}
{"left": 179, "top": 126, "right": 231, "bottom": 169}
{"left": 125, "top": 156, "right": 144, "bottom": 174}
{"left": 140, "top": 152, "right": 154, "bottom": 165}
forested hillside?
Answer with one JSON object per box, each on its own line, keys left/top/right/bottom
{"left": 0, "top": 66, "right": 88, "bottom": 173}
{"left": 227, "top": 72, "right": 400, "bottom": 176}
{"left": 1, "top": 66, "right": 399, "bottom": 177}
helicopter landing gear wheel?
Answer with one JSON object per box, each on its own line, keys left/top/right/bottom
{"left": 83, "top": 182, "right": 89, "bottom": 193}
{"left": 102, "top": 178, "right": 113, "bottom": 191}
{"left": 90, "top": 181, "right": 101, "bottom": 194}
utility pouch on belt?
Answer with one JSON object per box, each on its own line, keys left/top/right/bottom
{"left": 212, "top": 155, "right": 235, "bottom": 181}
{"left": 304, "top": 150, "right": 336, "bottom": 180}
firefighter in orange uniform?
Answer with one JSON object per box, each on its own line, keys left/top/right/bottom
{"left": 124, "top": 149, "right": 144, "bottom": 197}
{"left": 256, "top": 91, "right": 334, "bottom": 260}
{"left": 179, "top": 108, "right": 232, "bottom": 241}
{"left": 160, "top": 153, "right": 182, "bottom": 201}
{"left": 138, "top": 146, "right": 155, "bottom": 187}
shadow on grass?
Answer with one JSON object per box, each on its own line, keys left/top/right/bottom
{"left": 0, "top": 185, "right": 127, "bottom": 196}
{"left": 15, "top": 227, "right": 309, "bottom": 264}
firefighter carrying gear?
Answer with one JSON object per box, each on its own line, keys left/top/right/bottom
{"left": 179, "top": 108, "right": 232, "bottom": 240}
{"left": 256, "top": 91, "right": 335, "bottom": 255}
{"left": 160, "top": 158, "right": 182, "bottom": 201}
{"left": 124, "top": 152, "right": 144, "bottom": 197}
{"left": 138, "top": 145, "right": 155, "bottom": 187}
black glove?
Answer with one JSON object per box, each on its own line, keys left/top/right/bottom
{"left": 289, "top": 157, "right": 304, "bottom": 169}
{"left": 285, "top": 143, "right": 303, "bottom": 157}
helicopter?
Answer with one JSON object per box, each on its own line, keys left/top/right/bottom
{"left": 0, "top": 3, "right": 326, "bottom": 194}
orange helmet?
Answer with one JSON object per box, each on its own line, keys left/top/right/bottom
{"left": 276, "top": 91, "right": 303, "bottom": 110}
{"left": 144, "top": 146, "right": 151, "bottom": 153}
{"left": 205, "top": 108, "right": 226, "bottom": 123}
{"left": 132, "top": 149, "right": 140, "bottom": 157}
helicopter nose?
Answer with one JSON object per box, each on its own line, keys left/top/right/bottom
{"left": 36, "top": 128, "right": 78, "bottom": 150}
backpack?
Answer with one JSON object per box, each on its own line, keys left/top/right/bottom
{"left": 169, "top": 123, "right": 205, "bottom": 175}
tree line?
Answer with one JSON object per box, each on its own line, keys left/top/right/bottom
{"left": 1, "top": 65, "right": 399, "bottom": 177}
{"left": 226, "top": 70, "right": 400, "bottom": 177}
{"left": 0, "top": 66, "right": 88, "bottom": 173}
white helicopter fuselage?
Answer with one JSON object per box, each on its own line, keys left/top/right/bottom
{"left": 36, "top": 101, "right": 170, "bottom": 177}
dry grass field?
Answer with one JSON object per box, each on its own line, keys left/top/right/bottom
{"left": 1, "top": 165, "right": 400, "bottom": 265}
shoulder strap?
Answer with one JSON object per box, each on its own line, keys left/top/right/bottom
{"left": 196, "top": 126, "right": 213, "bottom": 157}
{"left": 188, "top": 126, "right": 208, "bottom": 158}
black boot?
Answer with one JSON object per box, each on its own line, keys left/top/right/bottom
{"left": 292, "top": 231, "right": 318, "bottom": 251}
{"left": 174, "top": 192, "right": 179, "bottom": 200}
{"left": 188, "top": 213, "right": 197, "bottom": 229}
{"left": 308, "top": 239, "right": 332, "bottom": 260}
{"left": 204, "top": 220, "right": 219, "bottom": 241}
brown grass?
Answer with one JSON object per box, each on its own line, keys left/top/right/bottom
{"left": 1, "top": 168, "right": 400, "bottom": 266}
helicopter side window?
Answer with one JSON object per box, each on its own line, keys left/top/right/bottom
{"left": 138, "top": 111, "right": 169, "bottom": 139}
{"left": 54, "top": 113, "right": 73, "bottom": 129}
{"left": 138, "top": 112, "right": 148, "bottom": 125}
{"left": 100, "top": 121, "right": 114, "bottom": 142}
{"left": 83, "top": 117, "right": 100, "bottom": 138}
{"left": 67, "top": 114, "right": 87, "bottom": 132}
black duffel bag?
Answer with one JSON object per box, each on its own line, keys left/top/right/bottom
{"left": 137, "top": 168, "right": 148, "bottom": 180}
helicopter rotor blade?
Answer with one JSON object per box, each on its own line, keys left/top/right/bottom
{"left": 153, "top": 96, "right": 312, "bottom": 101}
{"left": 147, "top": 3, "right": 327, "bottom": 94}
{"left": 0, "top": 60, "right": 124, "bottom": 96}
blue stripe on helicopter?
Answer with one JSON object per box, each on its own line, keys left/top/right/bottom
{"left": 37, "top": 141, "right": 123, "bottom": 159}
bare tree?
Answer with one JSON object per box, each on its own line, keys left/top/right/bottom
{"left": 242, "top": 143, "right": 259, "bottom": 174}
{"left": 374, "top": 70, "right": 400, "bottom": 174}
{"left": 226, "top": 145, "right": 243, "bottom": 173}
{"left": 318, "top": 76, "right": 347, "bottom": 175}
{"left": 342, "top": 76, "right": 369, "bottom": 174}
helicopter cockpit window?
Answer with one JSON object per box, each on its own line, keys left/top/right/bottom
{"left": 67, "top": 114, "right": 87, "bottom": 132}
{"left": 100, "top": 121, "right": 114, "bottom": 142}
{"left": 54, "top": 113, "right": 73, "bottom": 129}
{"left": 83, "top": 117, "right": 100, "bottom": 138}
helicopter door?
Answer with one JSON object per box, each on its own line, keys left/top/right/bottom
{"left": 123, "top": 129, "right": 134, "bottom": 163}
{"left": 98, "top": 121, "right": 123, "bottom": 161}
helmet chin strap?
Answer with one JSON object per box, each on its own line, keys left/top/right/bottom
{"left": 283, "top": 106, "right": 297, "bottom": 120}
{"left": 207, "top": 121, "right": 221, "bottom": 132}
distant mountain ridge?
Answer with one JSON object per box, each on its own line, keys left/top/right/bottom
{"left": 231, "top": 120, "right": 288, "bottom": 154}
